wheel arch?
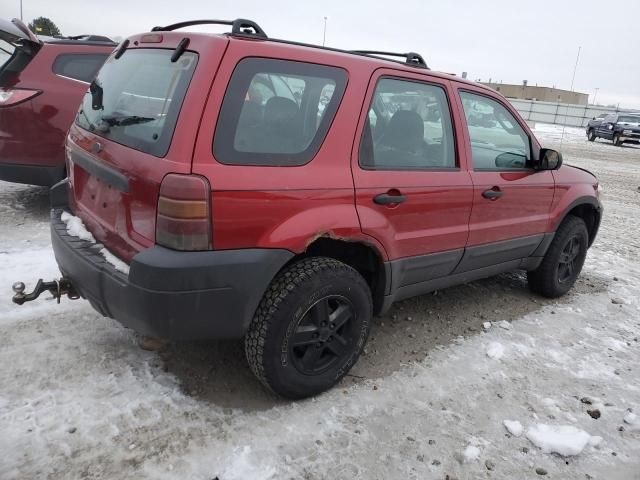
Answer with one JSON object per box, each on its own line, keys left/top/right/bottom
{"left": 283, "top": 236, "right": 389, "bottom": 315}
{"left": 556, "top": 197, "right": 602, "bottom": 247}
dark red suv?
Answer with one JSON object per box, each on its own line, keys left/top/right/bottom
{"left": 0, "top": 18, "right": 114, "bottom": 186}
{"left": 19, "top": 19, "right": 602, "bottom": 398}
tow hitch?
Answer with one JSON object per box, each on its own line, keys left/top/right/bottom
{"left": 12, "top": 278, "right": 80, "bottom": 305}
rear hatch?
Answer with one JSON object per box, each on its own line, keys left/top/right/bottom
{"left": 0, "top": 18, "right": 41, "bottom": 88}
{"left": 66, "top": 33, "right": 228, "bottom": 262}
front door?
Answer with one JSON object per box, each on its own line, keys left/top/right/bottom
{"left": 455, "top": 89, "right": 555, "bottom": 271}
{"left": 352, "top": 70, "right": 473, "bottom": 290}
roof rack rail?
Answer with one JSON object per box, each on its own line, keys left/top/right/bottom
{"left": 151, "top": 18, "right": 267, "bottom": 39}
{"left": 351, "top": 50, "right": 428, "bottom": 69}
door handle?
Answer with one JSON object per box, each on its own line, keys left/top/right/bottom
{"left": 482, "top": 187, "right": 503, "bottom": 200}
{"left": 373, "top": 192, "right": 406, "bottom": 205}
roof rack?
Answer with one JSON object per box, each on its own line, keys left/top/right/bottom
{"left": 351, "top": 50, "right": 428, "bottom": 69}
{"left": 151, "top": 18, "right": 267, "bottom": 39}
{"left": 149, "top": 18, "right": 430, "bottom": 70}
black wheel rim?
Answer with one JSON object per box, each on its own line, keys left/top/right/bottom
{"left": 289, "top": 295, "right": 357, "bottom": 375}
{"left": 557, "top": 235, "right": 582, "bottom": 284}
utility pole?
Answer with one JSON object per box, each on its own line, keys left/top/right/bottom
{"left": 569, "top": 46, "right": 581, "bottom": 92}
{"left": 322, "top": 16, "right": 327, "bottom": 46}
{"left": 592, "top": 88, "right": 599, "bottom": 105}
{"left": 20, "top": 0, "right": 23, "bottom": 21}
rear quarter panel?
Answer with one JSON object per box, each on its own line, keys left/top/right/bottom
{"left": 191, "top": 40, "right": 389, "bottom": 259}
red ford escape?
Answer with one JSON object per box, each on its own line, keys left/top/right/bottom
{"left": 14, "top": 19, "right": 602, "bottom": 399}
{"left": 0, "top": 18, "right": 115, "bottom": 186}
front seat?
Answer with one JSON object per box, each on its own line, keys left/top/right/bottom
{"left": 374, "top": 110, "right": 427, "bottom": 168}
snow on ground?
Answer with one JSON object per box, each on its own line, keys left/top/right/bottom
{"left": 1, "top": 124, "right": 640, "bottom": 479}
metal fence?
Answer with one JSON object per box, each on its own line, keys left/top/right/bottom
{"left": 507, "top": 99, "right": 635, "bottom": 128}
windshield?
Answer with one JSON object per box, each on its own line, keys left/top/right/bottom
{"left": 618, "top": 115, "right": 640, "bottom": 124}
{"left": 76, "top": 49, "right": 198, "bottom": 157}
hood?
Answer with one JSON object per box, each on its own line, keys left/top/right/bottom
{"left": 0, "top": 18, "right": 41, "bottom": 45}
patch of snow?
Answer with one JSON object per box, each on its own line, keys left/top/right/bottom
{"left": 541, "top": 398, "right": 555, "bottom": 408}
{"left": 503, "top": 420, "right": 523, "bottom": 437}
{"left": 486, "top": 342, "right": 504, "bottom": 359}
{"left": 60, "top": 211, "right": 95, "bottom": 243}
{"left": 463, "top": 445, "right": 480, "bottom": 462}
{"left": 482, "top": 322, "right": 491, "bottom": 330}
{"left": 525, "top": 424, "right": 594, "bottom": 456}
{"left": 220, "top": 446, "right": 276, "bottom": 480}
{"left": 60, "top": 211, "right": 129, "bottom": 275}
{"left": 100, "top": 248, "right": 130, "bottom": 275}
{"left": 623, "top": 411, "right": 638, "bottom": 426}
{"left": 497, "top": 320, "right": 512, "bottom": 330}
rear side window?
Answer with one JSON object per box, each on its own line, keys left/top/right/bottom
{"left": 53, "top": 53, "right": 108, "bottom": 83}
{"left": 76, "top": 49, "right": 197, "bottom": 157}
{"left": 213, "top": 58, "right": 347, "bottom": 166}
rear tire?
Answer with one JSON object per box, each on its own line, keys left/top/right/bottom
{"left": 245, "top": 257, "right": 372, "bottom": 399}
{"left": 587, "top": 129, "right": 596, "bottom": 142}
{"left": 527, "top": 216, "right": 588, "bottom": 298}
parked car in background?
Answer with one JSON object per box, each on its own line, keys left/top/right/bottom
{"left": 17, "top": 19, "right": 602, "bottom": 399}
{"left": 586, "top": 112, "right": 640, "bottom": 146}
{"left": 0, "top": 18, "right": 115, "bottom": 186}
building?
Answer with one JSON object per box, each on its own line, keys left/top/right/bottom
{"left": 480, "top": 81, "right": 589, "bottom": 106}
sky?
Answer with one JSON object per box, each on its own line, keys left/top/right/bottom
{"left": 6, "top": 0, "right": 640, "bottom": 108}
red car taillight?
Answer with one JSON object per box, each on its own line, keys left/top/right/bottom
{"left": 0, "top": 88, "right": 41, "bottom": 107}
{"left": 156, "top": 174, "right": 212, "bottom": 251}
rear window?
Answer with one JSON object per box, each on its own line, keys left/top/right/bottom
{"left": 76, "top": 49, "right": 198, "bottom": 157}
{"left": 0, "top": 39, "right": 15, "bottom": 70}
{"left": 53, "top": 53, "right": 108, "bottom": 83}
{"left": 213, "top": 58, "right": 347, "bottom": 166}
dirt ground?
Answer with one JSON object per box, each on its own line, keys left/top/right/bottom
{"left": 1, "top": 125, "right": 639, "bottom": 479}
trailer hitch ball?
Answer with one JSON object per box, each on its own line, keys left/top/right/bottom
{"left": 12, "top": 282, "right": 26, "bottom": 295}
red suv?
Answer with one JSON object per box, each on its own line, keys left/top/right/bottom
{"left": 0, "top": 18, "right": 114, "bottom": 186}
{"left": 22, "top": 19, "right": 602, "bottom": 398}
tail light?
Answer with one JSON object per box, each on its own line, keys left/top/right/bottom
{"left": 156, "top": 174, "right": 212, "bottom": 251}
{"left": 0, "top": 88, "right": 42, "bottom": 107}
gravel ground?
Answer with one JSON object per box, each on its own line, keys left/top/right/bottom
{"left": 0, "top": 124, "right": 639, "bottom": 479}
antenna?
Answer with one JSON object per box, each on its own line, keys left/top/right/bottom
{"left": 560, "top": 46, "right": 581, "bottom": 150}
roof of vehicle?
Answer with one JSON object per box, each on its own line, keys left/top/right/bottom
{"left": 40, "top": 35, "right": 116, "bottom": 46}
{"left": 145, "top": 18, "right": 491, "bottom": 93}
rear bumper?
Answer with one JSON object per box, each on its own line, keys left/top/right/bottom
{"left": 50, "top": 207, "right": 293, "bottom": 340}
{"left": 0, "top": 162, "right": 65, "bottom": 186}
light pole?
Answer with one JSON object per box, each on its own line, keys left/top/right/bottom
{"left": 322, "top": 16, "right": 327, "bottom": 46}
{"left": 592, "top": 88, "right": 599, "bottom": 105}
{"left": 20, "top": 0, "right": 23, "bottom": 21}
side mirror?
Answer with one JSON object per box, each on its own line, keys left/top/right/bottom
{"left": 537, "top": 148, "right": 563, "bottom": 170}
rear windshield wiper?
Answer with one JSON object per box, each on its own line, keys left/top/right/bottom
{"left": 100, "top": 114, "right": 156, "bottom": 127}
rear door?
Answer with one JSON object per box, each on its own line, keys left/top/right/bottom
{"left": 455, "top": 87, "right": 554, "bottom": 271}
{"left": 66, "top": 34, "right": 228, "bottom": 262}
{"left": 352, "top": 69, "right": 473, "bottom": 289}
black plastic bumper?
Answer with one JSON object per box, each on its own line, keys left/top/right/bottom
{"left": 50, "top": 208, "right": 293, "bottom": 340}
{"left": 0, "top": 162, "right": 66, "bottom": 187}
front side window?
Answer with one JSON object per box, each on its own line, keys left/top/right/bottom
{"left": 460, "top": 91, "right": 531, "bottom": 170}
{"left": 359, "top": 77, "right": 456, "bottom": 170}
{"left": 76, "top": 49, "right": 197, "bottom": 157}
{"left": 213, "top": 58, "right": 347, "bottom": 166}
{"left": 53, "top": 53, "right": 108, "bottom": 83}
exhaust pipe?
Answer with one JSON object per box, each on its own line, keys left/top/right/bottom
{"left": 12, "top": 278, "right": 79, "bottom": 305}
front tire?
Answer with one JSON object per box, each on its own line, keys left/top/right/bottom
{"left": 587, "top": 129, "right": 596, "bottom": 142}
{"left": 245, "top": 257, "right": 372, "bottom": 399}
{"left": 613, "top": 133, "right": 622, "bottom": 146}
{"left": 528, "top": 216, "right": 588, "bottom": 298}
